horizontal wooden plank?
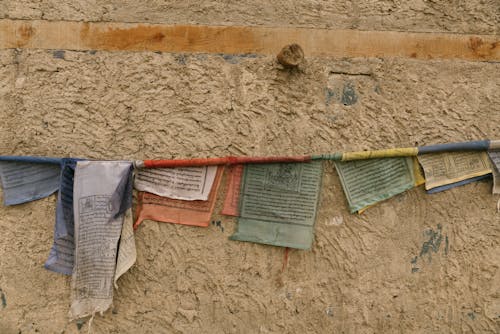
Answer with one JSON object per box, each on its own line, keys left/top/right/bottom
{"left": 0, "top": 19, "right": 498, "bottom": 61}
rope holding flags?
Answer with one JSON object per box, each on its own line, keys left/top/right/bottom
{"left": 0, "top": 138, "right": 499, "bottom": 322}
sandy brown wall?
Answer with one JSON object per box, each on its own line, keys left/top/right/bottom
{"left": 2, "top": 0, "right": 499, "bottom": 33}
{"left": 0, "top": 1, "right": 499, "bottom": 334}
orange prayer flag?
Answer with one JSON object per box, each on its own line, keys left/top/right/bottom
{"left": 134, "top": 166, "right": 223, "bottom": 229}
{"left": 221, "top": 164, "right": 244, "bottom": 216}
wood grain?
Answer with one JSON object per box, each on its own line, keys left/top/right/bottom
{"left": 0, "top": 19, "right": 498, "bottom": 61}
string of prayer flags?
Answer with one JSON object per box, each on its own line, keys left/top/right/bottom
{"left": 134, "top": 166, "right": 218, "bottom": 201}
{"left": 417, "top": 151, "right": 492, "bottom": 192}
{"left": 230, "top": 162, "right": 323, "bottom": 250}
{"left": 139, "top": 155, "right": 311, "bottom": 168}
{"left": 1, "top": 138, "right": 500, "bottom": 323}
{"left": 45, "top": 158, "right": 81, "bottom": 275}
{"left": 341, "top": 148, "right": 418, "bottom": 160}
{"left": 334, "top": 157, "right": 418, "bottom": 213}
{"left": 70, "top": 161, "right": 134, "bottom": 320}
{"left": 134, "top": 166, "right": 223, "bottom": 228}
{"left": 0, "top": 156, "right": 61, "bottom": 205}
{"left": 221, "top": 164, "right": 244, "bottom": 216}
{"left": 488, "top": 150, "right": 500, "bottom": 194}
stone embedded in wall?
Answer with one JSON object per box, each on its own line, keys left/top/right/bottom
{"left": 277, "top": 44, "right": 304, "bottom": 68}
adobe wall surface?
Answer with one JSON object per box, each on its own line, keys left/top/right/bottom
{"left": 2, "top": 0, "right": 499, "bottom": 33}
{"left": 0, "top": 2, "right": 499, "bottom": 333}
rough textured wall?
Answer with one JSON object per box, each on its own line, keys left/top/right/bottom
{"left": 1, "top": 0, "right": 499, "bottom": 34}
{"left": 0, "top": 2, "right": 499, "bottom": 334}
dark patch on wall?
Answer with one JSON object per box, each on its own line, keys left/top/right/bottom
{"left": 325, "top": 88, "right": 335, "bottom": 106}
{"left": 211, "top": 220, "right": 224, "bottom": 232}
{"left": 341, "top": 83, "right": 358, "bottom": 106}
{"left": 419, "top": 224, "right": 443, "bottom": 261}
{"left": 0, "top": 288, "right": 6, "bottom": 308}
{"left": 444, "top": 236, "right": 449, "bottom": 255}
{"left": 411, "top": 224, "right": 448, "bottom": 272}
{"left": 175, "top": 54, "right": 187, "bottom": 65}
{"left": 220, "top": 53, "right": 260, "bottom": 64}
{"left": 326, "top": 70, "right": 369, "bottom": 108}
{"left": 76, "top": 319, "right": 85, "bottom": 330}
{"left": 52, "top": 50, "right": 65, "bottom": 59}
{"left": 222, "top": 54, "right": 239, "bottom": 64}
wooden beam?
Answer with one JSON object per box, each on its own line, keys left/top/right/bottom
{"left": 0, "top": 19, "right": 498, "bottom": 61}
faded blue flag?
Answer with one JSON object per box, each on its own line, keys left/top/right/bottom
{"left": 44, "top": 158, "right": 81, "bottom": 275}
{"left": 0, "top": 156, "right": 62, "bottom": 205}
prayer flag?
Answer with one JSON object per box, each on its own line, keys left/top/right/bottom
{"left": 114, "top": 207, "right": 136, "bottom": 288}
{"left": 45, "top": 158, "right": 80, "bottom": 275}
{"left": 335, "top": 157, "right": 417, "bottom": 213}
{"left": 488, "top": 150, "right": 500, "bottom": 194}
{"left": 134, "top": 166, "right": 218, "bottom": 201}
{"left": 417, "top": 151, "right": 492, "bottom": 191}
{"left": 134, "top": 166, "right": 223, "bottom": 228}
{"left": 230, "top": 162, "right": 323, "bottom": 250}
{"left": 221, "top": 164, "right": 244, "bottom": 216}
{"left": 0, "top": 157, "right": 61, "bottom": 205}
{"left": 426, "top": 175, "right": 492, "bottom": 194}
{"left": 69, "top": 161, "right": 133, "bottom": 320}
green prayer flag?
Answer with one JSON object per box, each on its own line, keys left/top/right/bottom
{"left": 334, "top": 157, "right": 416, "bottom": 213}
{"left": 230, "top": 161, "right": 323, "bottom": 250}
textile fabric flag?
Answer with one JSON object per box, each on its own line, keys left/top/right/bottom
{"left": 426, "top": 175, "right": 492, "bottom": 194}
{"left": 134, "top": 166, "right": 223, "bottom": 228}
{"left": 70, "top": 161, "right": 133, "bottom": 320}
{"left": 134, "top": 166, "right": 218, "bottom": 201}
{"left": 417, "top": 151, "right": 492, "bottom": 191}
{"left": 334, "top": 157, "right": 416, "bottom": 213}
{"left": 488, "top": 150, "right": 500, "bottom": 194}
{"left": 230, "top": 161, "right": 323, "bottom": 250}
{"left": 0, "top": 157, "right": 61, "bottom": 205}
{"left": 45, "top": 158, "right": 80, "bottom": 275}
{"left": 221, "top": 164, "right": 244, "bottom": 216}
{"left": 114, "top": 207, "right": 136, "bottom": 288}
{"left": 412, "top": 157, "right": 426, "bottom": 187}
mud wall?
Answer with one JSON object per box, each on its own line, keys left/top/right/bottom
{"left": 0, "top": 1, "right": 499, "bottom": 333}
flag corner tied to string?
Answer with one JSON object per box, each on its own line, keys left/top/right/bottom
{"left": 134, "top": 165, "right": 224, "bottom": 228}
{"left": 69, "top": 160, "right": 135, "bottom": 321}
{"left": 417, "top": 151, "right": 492, "bottom": 193}
{"left": 334, "top": 157, "right": 418, "bottom": 213}
{"left": 230, "top": 161, "right": 323, "bottom": 250}
{"left": 221, "top": 164, "right": 244, "bottom": 216}
{"left": 487, "top": 149, "right": 500, "bottom": 195}
{"left": 44, "top": 158, "right": 81, "bottom": 276}
{"left": 0, "top": 156, "right": 62, "bottom": 206}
